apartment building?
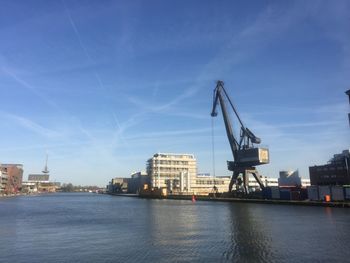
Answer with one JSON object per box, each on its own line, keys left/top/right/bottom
{"left": 0, "top": 168, "right": 8, "bottom": 193}
{"left": 0, "top": 164, "right": 23, "bottom": 194}
{"left": 147, "top": 153, "right": 197, "bottom": 189}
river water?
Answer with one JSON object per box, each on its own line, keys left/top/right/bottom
{"left": 0, "top": 193, "right": 349, "bottom": 262}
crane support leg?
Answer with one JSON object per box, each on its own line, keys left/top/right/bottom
{"left": 243, "top": 172, "right": 249, "bottom": 194}
{"left": 251, "top": 171, "right": 265, "bottom": 190}
{"left": 229, "top": 171, "right": 239, "bottom": 192}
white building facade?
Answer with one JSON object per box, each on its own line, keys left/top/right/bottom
{"left": 147, "top": 153, "right": 197, "bottom": 190}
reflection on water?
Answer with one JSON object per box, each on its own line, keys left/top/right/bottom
{"left": 0, "top": 194, "right": 350, "bottom": 262}
{"left": 225, "top": 204, "right": 274, "bottom": 262}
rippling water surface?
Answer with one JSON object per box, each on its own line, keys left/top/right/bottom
{"left": 0, "top": 193, "right": 349, "bottom": 262}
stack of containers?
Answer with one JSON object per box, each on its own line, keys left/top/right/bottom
{"left": 300, "top": 188, "right": 308, "bottom": 200}
{"left": 290, "top": 190, "right": 301, "bottom": 200}
{"left": 279, "top": 188, "right": 291, "bottom": 200}
{"left": 262, "top": 187, "right": 272, "bottom": 199}
{"left": 318, "top": 185, "right": 331, "bottom": 201}
{"left": 331, "top": 186, "right": 344, "bottom": 201}
{"left": 271, "top": 186, "right": 280, "bottom": 199}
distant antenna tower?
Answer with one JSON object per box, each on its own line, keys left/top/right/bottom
{"left": 42, "top": 154, "right": 49, "bottom": 174}
{"left": 346, "top": 89, "right": 350, "bottom": 126}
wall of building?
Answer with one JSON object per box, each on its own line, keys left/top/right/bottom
{"left": 309, "top": 150, "right": 350, "bottom": 185}
{"left": 107, "top": 177, "right": 130, "bottom": 193}
{"left": 147, "top": 153, "right": 197, "bottom": 189}
{"left": 191, "top": 175, "right": 231, "bottom": 195}
{"left": 0, "top": 170, "right": 8, "bottom": 193}
{"left": 128, "top": 171, "right": 150, "bottom": 194}
{"left": 0, "top": 164, "right": 23, "bottom": 194}
{"left": 28, "top": 174, "right": 49, "bottom": 182}
{"left": 278, "top": 170, "right": 302, "bottom": 187}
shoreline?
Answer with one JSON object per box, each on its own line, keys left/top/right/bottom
{"left": 108, "top": 193, "right": 350, "bottom": 208}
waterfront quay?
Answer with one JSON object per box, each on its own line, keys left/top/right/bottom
{"left": 109, "top": 192, "right": 350, "bottom": 208}
{"left": 1, "top": 192, "right": 350, "bottom": 263}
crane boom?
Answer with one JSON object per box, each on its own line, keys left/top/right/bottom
{"left": 211, "top": 80, "right": 269, "bottom": 193}
{"left": 211, "top": 81, "right": 239, "bottom": 160}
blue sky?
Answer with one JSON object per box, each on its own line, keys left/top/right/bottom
{"left": 0, "top": 0, "right": 349, "bottom": 186}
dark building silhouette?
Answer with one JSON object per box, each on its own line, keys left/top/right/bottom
{"left": 309, "top": 150, "right": 350, "bottom": 185}
{"left": 309, "top": 90, "right": 350, "bottom": 185}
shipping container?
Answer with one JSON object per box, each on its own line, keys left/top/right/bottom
{"left": 343, "top": 186, "right": 350, "bottom": 200}
{"left": 262, "top": 187, "right": 272, "bottom": 199}
{"left": 291, "top": 191, "right": 301, "bottom": 200}
{"left": 279, "top": 189, "right": 291, "bottom": 200}
{"left": 331, "top": 186, "right": 344, "bottom": 201}
{"left": 300, "top": 188, "right": 308, "bottom": 200}
{"left": 307, "top": 186, "right": 319, "bottom": 201}
{"left": 271, "top": 186, "right": 280, "bottom": 199}
{"left": 318, "top": 185, "right": 331, "bottom": 201}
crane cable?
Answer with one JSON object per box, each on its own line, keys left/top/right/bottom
{"left": 211, "top": 117, "right": 217, "bottom": 192}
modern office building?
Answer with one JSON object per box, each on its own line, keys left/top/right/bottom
{"left": 147, "top": 153, "right": 197, "bottom": 189}
{"left": 309, "top": 150, "right": 350, "bottom": 185}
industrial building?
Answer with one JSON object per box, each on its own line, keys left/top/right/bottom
{"left": 278, "top": 170, "right": 302, "bottom": 187}
{"left": 147, "top": 153, "right": 197, "bottom": 189}
{"left": 128, "top": 171, "right": 150, "bottom": 194}
{"left": 309, "top": 150, "right": 350, "bottom": 185}
{"left": 107, "top": 177, "right": 129, "bottom": 193}
{"left": 28, "top": 174, "right": 49, "bottom": 182}
{"left": 250, "top": 177, "right": 278, "bottom": 188}
{"left": 23, "top": 172, "right": 57, "bottom": 193}
{"left": 191, "top": 174, "right": 231, "bottom": 195}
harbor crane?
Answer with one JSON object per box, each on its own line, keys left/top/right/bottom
{"left": 211, "top": 80, "right": 269, "bottom": 194}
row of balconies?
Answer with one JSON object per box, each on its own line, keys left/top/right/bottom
{"left": 149, "top": 165, "right": 196, "bottom": 171}
{"left": 149, "top": 162, "right": 196, "bottom": 167}
{"left": 153, "top": 154, "right": 195, "bottom": 159}
{"left": 195, "top": 180, "right": 227, "bottom": 185}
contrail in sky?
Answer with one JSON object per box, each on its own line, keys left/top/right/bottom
{"left": 62, "top": 0, "right": 129, "bottom": 150}
{"left": 1, "top": 66, "right": 62, "bottom": 113}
